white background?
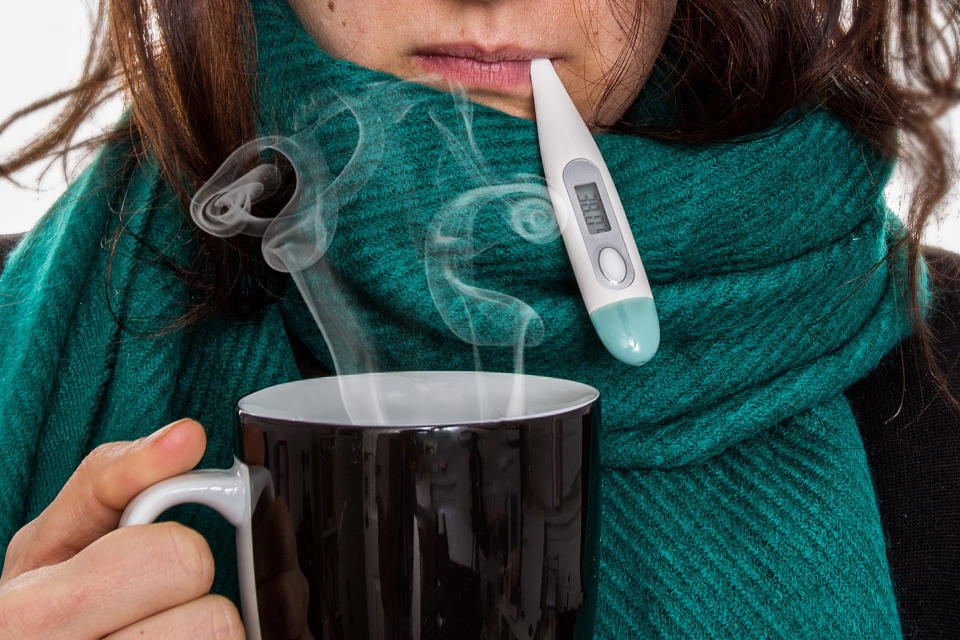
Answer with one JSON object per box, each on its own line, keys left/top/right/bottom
{"left": 1, "top": 4, "right": 958, "bottom": 252}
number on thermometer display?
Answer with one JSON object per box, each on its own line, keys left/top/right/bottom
{"left": 574, "top": 182, "right": 612, "bottom": 234}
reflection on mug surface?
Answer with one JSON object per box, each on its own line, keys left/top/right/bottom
{"left": 240, "top": 412, "right": 594, "bottom": 640}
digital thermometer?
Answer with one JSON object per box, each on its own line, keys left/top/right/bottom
{"left": 530, "top": 58, "right": 660, "bottom": 366}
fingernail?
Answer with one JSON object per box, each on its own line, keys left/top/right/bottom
{"left": 144, "top": 419, "right": 193, "bottom": 445}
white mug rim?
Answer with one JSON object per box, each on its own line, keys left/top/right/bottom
{"left": 237, "top": 371, "right": 599, "bottom": 428}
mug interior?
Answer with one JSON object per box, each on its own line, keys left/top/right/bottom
{"left": 238, "top": 371, "right": 599, "bottom": 427}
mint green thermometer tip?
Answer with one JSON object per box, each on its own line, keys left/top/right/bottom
{"left": 589, "top": 298, "right": 660, "bottom": 366}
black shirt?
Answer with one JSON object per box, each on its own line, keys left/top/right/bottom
{"left": 845, "top": 247, "right": 960, "bottom": 638}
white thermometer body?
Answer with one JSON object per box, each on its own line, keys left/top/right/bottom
{"left": 531, "top": 58, "right": 659, "bottom": 365}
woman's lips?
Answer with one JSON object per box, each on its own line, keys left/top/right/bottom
{"left": 412, "top": 44, "right": 557, "bottom": 91}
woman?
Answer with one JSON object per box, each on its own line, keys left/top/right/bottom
{"left": 0, "top": 0, "right": 958, "bottom": 637}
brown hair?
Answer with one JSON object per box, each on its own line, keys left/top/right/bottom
{"left": 2, "top": 0, "right": 959, "bottom": 401}
{"left": 0, "top": 0, "right": 270, "bottom": 324}
{"left": 602, "top": 0, "right": 960, "bottom": 406}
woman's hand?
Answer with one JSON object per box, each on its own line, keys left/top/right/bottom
{"left": 0, "top": 419, "right": 245, "bottom": 639}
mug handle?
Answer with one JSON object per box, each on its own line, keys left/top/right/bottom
{"left": 118, "top": 459, "right": 274, "bottom": 640}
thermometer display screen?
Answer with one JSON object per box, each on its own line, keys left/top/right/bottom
{"left": 574, "top": 182, "right": 611, "bottom": 234}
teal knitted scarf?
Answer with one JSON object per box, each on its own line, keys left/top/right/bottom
{"left": 0, "top": 0, "right": 915, "bottom": 636}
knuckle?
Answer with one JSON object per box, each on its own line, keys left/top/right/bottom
{"left": 0, "top": 583, "right": 40, "bottom": 636}
{"left": 83, "top": 441, "right": 128, "bottom": 475}
{"left": 0, "top": 564, "right": 91, "bottom": 635}
{"left": 56, "top": 574, "right": 94, "bottom": 621}
{"left": 197, "top": 595, "right": 245, "bottom": 639}
{"left": 1, "top": 526, "right": 32, "bottom": 575}
{"left": 157, "top": 523, "right": 215, "bottom": 593}
{"left": 85, "top": 442, "right": 132, "bottom": 504}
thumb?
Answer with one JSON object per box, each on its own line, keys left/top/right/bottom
{"left": 2, "top": 419, "right": 207, "bottom": 579}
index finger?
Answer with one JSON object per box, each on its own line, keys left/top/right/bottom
{"left": 2, "top": 419, "right": 207, "bottom": 579}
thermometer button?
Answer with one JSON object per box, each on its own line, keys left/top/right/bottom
{"left": 598, "top": 247, "right": 627, "bottom": 284}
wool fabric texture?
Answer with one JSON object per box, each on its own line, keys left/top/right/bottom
{"left": 0, "top": 0, "right": 916, "bottom": 636}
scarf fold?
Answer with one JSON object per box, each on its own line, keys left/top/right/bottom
{"left": 0, "top": 0, "right": 916, "bottom": 635}
{"left": 257, "top": 2, "right": 912, "bottom": 635}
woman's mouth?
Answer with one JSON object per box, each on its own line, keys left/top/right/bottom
{"left": 412, "top": 43, "right": 558, "bottom": 91}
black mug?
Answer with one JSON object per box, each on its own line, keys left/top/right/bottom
{"left": 121, "top": 371, "right": 600, "bottom": 639}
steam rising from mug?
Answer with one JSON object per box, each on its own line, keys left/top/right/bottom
{"left": 190, "top": 79, "right": 559, "bottom": 422}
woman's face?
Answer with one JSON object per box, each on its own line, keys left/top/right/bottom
{"left": 287, "top": 0, "right": 677, "bottom": 127}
